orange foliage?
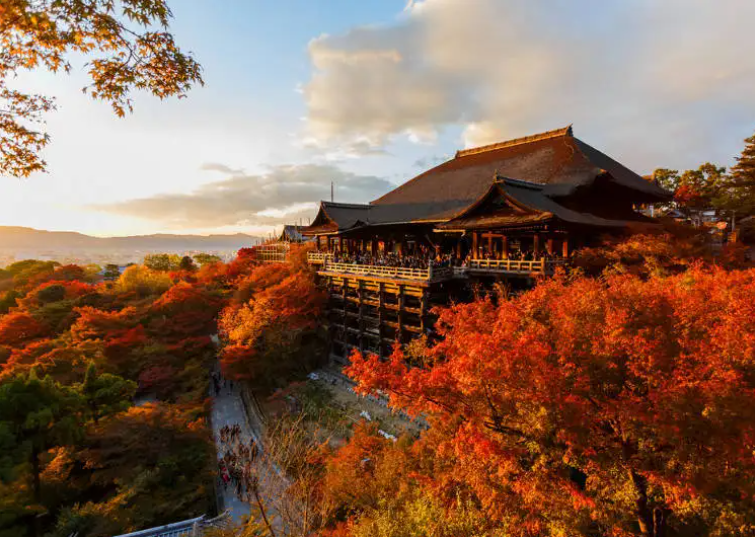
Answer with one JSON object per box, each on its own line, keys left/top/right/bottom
{"left": 0, "top": 311, "right": 48, "bottom": 346}
{"left": 70, "top": 306, "right": 140, "bottom": 343}
{"left": 345, "top": 267, "right": 755, "bottom": 535}
{"left": 148, "top": 282, "right": 224, "bottom": 339}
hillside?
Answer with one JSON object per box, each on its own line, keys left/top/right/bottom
{"left": 0, "top": 226, "right": 263, "bottom": 266}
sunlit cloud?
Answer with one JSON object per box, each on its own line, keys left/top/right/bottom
{"left": 91, "top": 163, "right": 394, "bottom": 229}
{"left": 302, "top": 0, "right": 755, "bottom": 170}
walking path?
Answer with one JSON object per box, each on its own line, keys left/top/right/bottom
{"left": 210, "top": 371, "right": 258, "bottom": 523}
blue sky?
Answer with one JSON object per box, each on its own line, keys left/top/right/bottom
{"left": 2, "top": 0, "right": 754, "bottom": 236}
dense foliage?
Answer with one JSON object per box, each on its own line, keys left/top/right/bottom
{"left": 338, "top": 265, "right": 755, "bottom": 537}
{"left": 0, "top": 258, "right": 223, "bottom": 537}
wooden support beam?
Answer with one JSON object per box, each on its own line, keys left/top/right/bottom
{"left": 533, "top": 234, "right": 540, "bottom": 254}
{"left": 547, "top": 238, "right": 554, "bottom": 255}
{"left": 562, "top": 238, "right": 569, "bottom": 258}
{"left": 502, "top": 236, "right": 509, "bottom": 259}
{"left": 472, "top": 232, "right": 478, "bottom": 260}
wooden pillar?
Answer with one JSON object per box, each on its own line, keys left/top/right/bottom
{"left": 378, "top": 282, "right": 385, "bottom": 359}
{"left": 562, "top": 238, "right": 570, "bottom": 258}
{"left": 533, "top": 234, "right": 540, "bottom": 255}
{"left": 456, "top": 238, "right": 462, "bottom": 258}
{"left": 358, "top": 281, "right": 364, "bottom": 352}
{"left": 472, "top": 232, "right": 479, "bottom": 260}
{"left": 339, "top": 236, "right": 344, "bottom": 252}
{"left": 398, "top": 285, "right": 404, "bottom": 338}
{"left": 487, "top": 234, "right": 493, "bottom": 256}
{"left": 502, "top": 236, "right": 509, "bottom": 259}
{"left": 546, "top": 238, "right": 554, "bottom": 255}
{"left": 315, "top": 235, "right": 321, "bottom": 251}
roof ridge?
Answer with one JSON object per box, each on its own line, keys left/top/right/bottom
{"left": 455, "top": 125, "right": 573, "bottom": 158}
{"left": 322, "top": 201, "right": 370, "bottom": 208}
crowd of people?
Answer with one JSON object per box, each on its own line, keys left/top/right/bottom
{"left": 328, "top": 246, "right": 566, "bottom": 269}
{"left": 211, "top": 371, "right": 233, "bottom": 396}
{"left": 217, "top": 423, "right": 260, "bottom": 499}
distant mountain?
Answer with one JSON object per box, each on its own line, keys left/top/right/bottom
{"left": 0, "top": 226, "right": 263, "bottom": 266}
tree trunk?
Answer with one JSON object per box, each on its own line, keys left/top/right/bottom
{"left": 627, "top": 468, "right": 655, "bottom": 536}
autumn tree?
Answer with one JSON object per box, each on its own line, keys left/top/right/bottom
{"left": 0, "top": 369, "right": 84, "bottom": 535}
{"left": 345, "top": 267, "right": 755, "bottom": 537}
{"left": 115, "top": 265, "right": 172, "bottom": 296}
{"left": 1, "top": 0, "right": 203, "bottom": 177}
{"left": 0, "top": 311, "right": 48, "bottom": 347}
{"left": 143, "top": 253, "right": 181, "bottom": 272}
{"left": 219, "top": 268, "right": 325, "bottom": 388}
{"left": 148, "top": 281, "right": 224, "bottom": 339}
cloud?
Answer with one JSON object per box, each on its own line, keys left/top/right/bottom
{"left": 93, "top": 164, "right": 394, "bottom": 228}
{"left": 200, "top": 162, "right": 245, "bottom": 175}
{"left": 303, "top": 0, "right": 755, "bottom": 169}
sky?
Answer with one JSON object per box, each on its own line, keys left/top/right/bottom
{"left": 2, "top": 0, "right": 755, "bottom": 237}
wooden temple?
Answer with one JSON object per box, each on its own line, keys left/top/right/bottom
{"left": 301, "top": 126, "right": 670, "bottom": 362}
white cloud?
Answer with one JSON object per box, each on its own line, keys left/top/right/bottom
{"left": 93, "top": 163, "right": 394, "bottom": 229}
{"left": 302, "top": 0, "right": 755, "bottom": 169}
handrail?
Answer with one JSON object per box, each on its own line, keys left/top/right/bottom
{"left": 324, "top": 261, "right": 431, "bottom": 281}
{"left": 467, "top": 258, "right": 565, "bottom": 274}
{"left": 311, "top": 254, "right": 566, "bottom": 279}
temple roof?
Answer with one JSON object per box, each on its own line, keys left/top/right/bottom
{"left": 303, "top": 126, "right": 670, "bottom": 234}
{"left": 370, "top": 125, "right": 669, "bottom": 221}
{"left": 437, "top": 177, "right": 656, "bottom": 231}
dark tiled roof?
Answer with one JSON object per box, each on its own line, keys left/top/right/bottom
{"left": 303, "top": 126, "right": 669, "bottom": 234}
{"left": 438, "top": 178, "right": 656, "bottom": 230}
{"left": 369, "top": 126, "right": 669, "bottom": 222}
{"left": 305, "top": 202, "right": 370, "bottom": 233}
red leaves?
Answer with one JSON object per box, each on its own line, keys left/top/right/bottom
{"left": 344, "top": 266, "right": 755, "bottom": 533}
{"left": 0, "top": 311, "right": 48, "bottom": 346}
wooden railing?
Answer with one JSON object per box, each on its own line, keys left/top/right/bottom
{"left": 467, "top": 258, "right": 565, "bottom": 275}
{"left": 255, "top": 243, "right": 290, "bottom": 264}
{"left": 323, "top": 261, "right": 432, "bottom": 281}
{"left": 307, "top": 251, "right": 333, "bottom": 264}
{"left": 311, "top": 254, "right": 566, "bottom": 280}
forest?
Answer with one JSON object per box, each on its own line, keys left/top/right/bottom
{"left": 0, "top": 248, "right": 324, "bottom": 537}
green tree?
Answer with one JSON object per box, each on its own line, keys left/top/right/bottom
{"left": 193, "top": 253, "right": 221, "bottom": 267}
{"left": 79, "top": 363, "right": 136, "bottom": 424}
{"left": 103, "top": 264, "right": 121, "bottom": 281}
{"left": 178, "top": 255, "right": 196, "bottom": 272}
{"left": 674, "top": 163, "right": 727, "bottom": 221}
{"left": 1, "top": 0, "right": 203, "bottom": 177}
{"left": 143, "top": 253, "right": 180, "bottom": 272}
{"left": 0, "top": 370, "right": 84, "bottom": 535}
{"left": 723, "top": 131, "right": 755, "bottom": 215}
{"left": 651, "top": 168, "right": 680, "bottom": 193}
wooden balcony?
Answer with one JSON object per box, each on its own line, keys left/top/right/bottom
{"left": 309, "top": 252, "right": 566, "bottom": 281}
{"left": 317, "top": 261, "right": 453, "bottom": 283}
{"left": 307, "top": 251, "right": 333, "bottom": 265}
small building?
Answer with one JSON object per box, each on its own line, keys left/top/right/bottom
{"left": 302, "top": 126, "right": 671, "bottom": 362}
{"left": 278, "top": 225, "right": 311, "bottom": 243}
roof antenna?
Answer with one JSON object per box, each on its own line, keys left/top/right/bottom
{"left": 331, "top": 181, "right": 334, "bottom": 202}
